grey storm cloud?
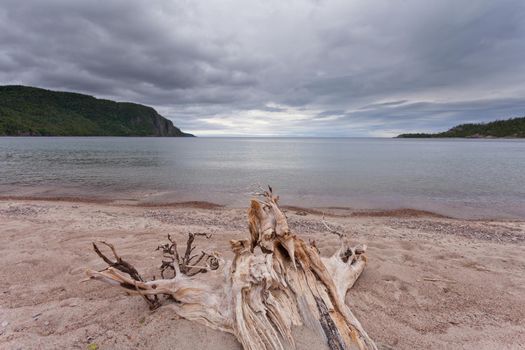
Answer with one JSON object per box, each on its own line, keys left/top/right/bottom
{"left": 1, "top": 0, "right": 525, "bottom": 136}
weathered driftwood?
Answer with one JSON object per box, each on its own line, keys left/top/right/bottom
{"left": 86, "top": 187, "right": 376, "bottom": 350}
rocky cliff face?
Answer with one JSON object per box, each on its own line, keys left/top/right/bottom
{"left": 151, "top": 112, "right": 192, "bottom": 137}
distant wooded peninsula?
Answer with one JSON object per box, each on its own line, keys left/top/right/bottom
{"left": 0, "top": 85, "right": 193, "bottom": 137}
{"left": 397, "top": 117, "right": 525, "bottom": 138}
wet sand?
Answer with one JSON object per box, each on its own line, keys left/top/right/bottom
{"left": 0, "top": 198, "right": 524, "bottom": 349}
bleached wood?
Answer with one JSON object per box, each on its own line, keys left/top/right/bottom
{"left": 86, "top": 187, "right": 377, "bottom": 350}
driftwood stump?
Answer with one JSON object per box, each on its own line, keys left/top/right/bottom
{"left": 86, "top": 187, "right": 376, "bottom": 350}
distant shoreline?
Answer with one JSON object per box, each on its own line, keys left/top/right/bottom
{"left": 397, "top": 116, "right": 525, "bottom": 138}
{"left": 396, "top": 135, "right": 524, "bottom": 139}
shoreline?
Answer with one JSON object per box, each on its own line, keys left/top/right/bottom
{"left": 0, "top": 194, "right": 522, "bottom": 221}
{"left": 0, "top": 195, "right": 458, "bottom": 219}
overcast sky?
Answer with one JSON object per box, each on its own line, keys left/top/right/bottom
{"left": 1, "top": 0, "right": 524, "bottom": 136}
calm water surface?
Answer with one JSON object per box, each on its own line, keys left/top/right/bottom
{"left": 0, "top": 137, "right": 524, "bottom": 219}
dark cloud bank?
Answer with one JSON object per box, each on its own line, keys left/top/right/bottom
{"left": 1, "top": 0, "right": 524, "bottom": 136}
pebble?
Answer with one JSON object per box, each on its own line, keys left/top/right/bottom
{"left": 1, "top": 321, "right": 8, "bottom": 327}
{"left": 0, "top": 205, "right": 47, "bottom": 217}
{"left": 44, "top": 321, "right": 50, "bottom": 326}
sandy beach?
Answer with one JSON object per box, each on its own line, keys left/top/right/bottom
{"left": 0, "top": 198, "right": 524, "bottom": 350}
{"left": 3, "top": 0, "right": 525, "bottom": 348}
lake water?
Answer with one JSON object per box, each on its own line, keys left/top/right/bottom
{"left": 0, "top": 137, "right": 524, "bottom": 219}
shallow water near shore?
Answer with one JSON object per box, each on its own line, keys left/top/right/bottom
{"left": 0, "top": 137, "right": 524, "bottom": 219}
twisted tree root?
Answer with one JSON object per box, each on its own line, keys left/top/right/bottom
{"left": 86, "top": 187, "right": 376, "bottom": 350}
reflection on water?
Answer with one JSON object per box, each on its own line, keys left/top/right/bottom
{"left": 0, "top": 137, "right": 524, "bottom": 219}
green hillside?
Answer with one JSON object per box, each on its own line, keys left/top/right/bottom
{"left": 0, "top": 85, "right": 193, "bottom": 136}
{"left": 398, "top": 117, "right": 525, "bottom": 138}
